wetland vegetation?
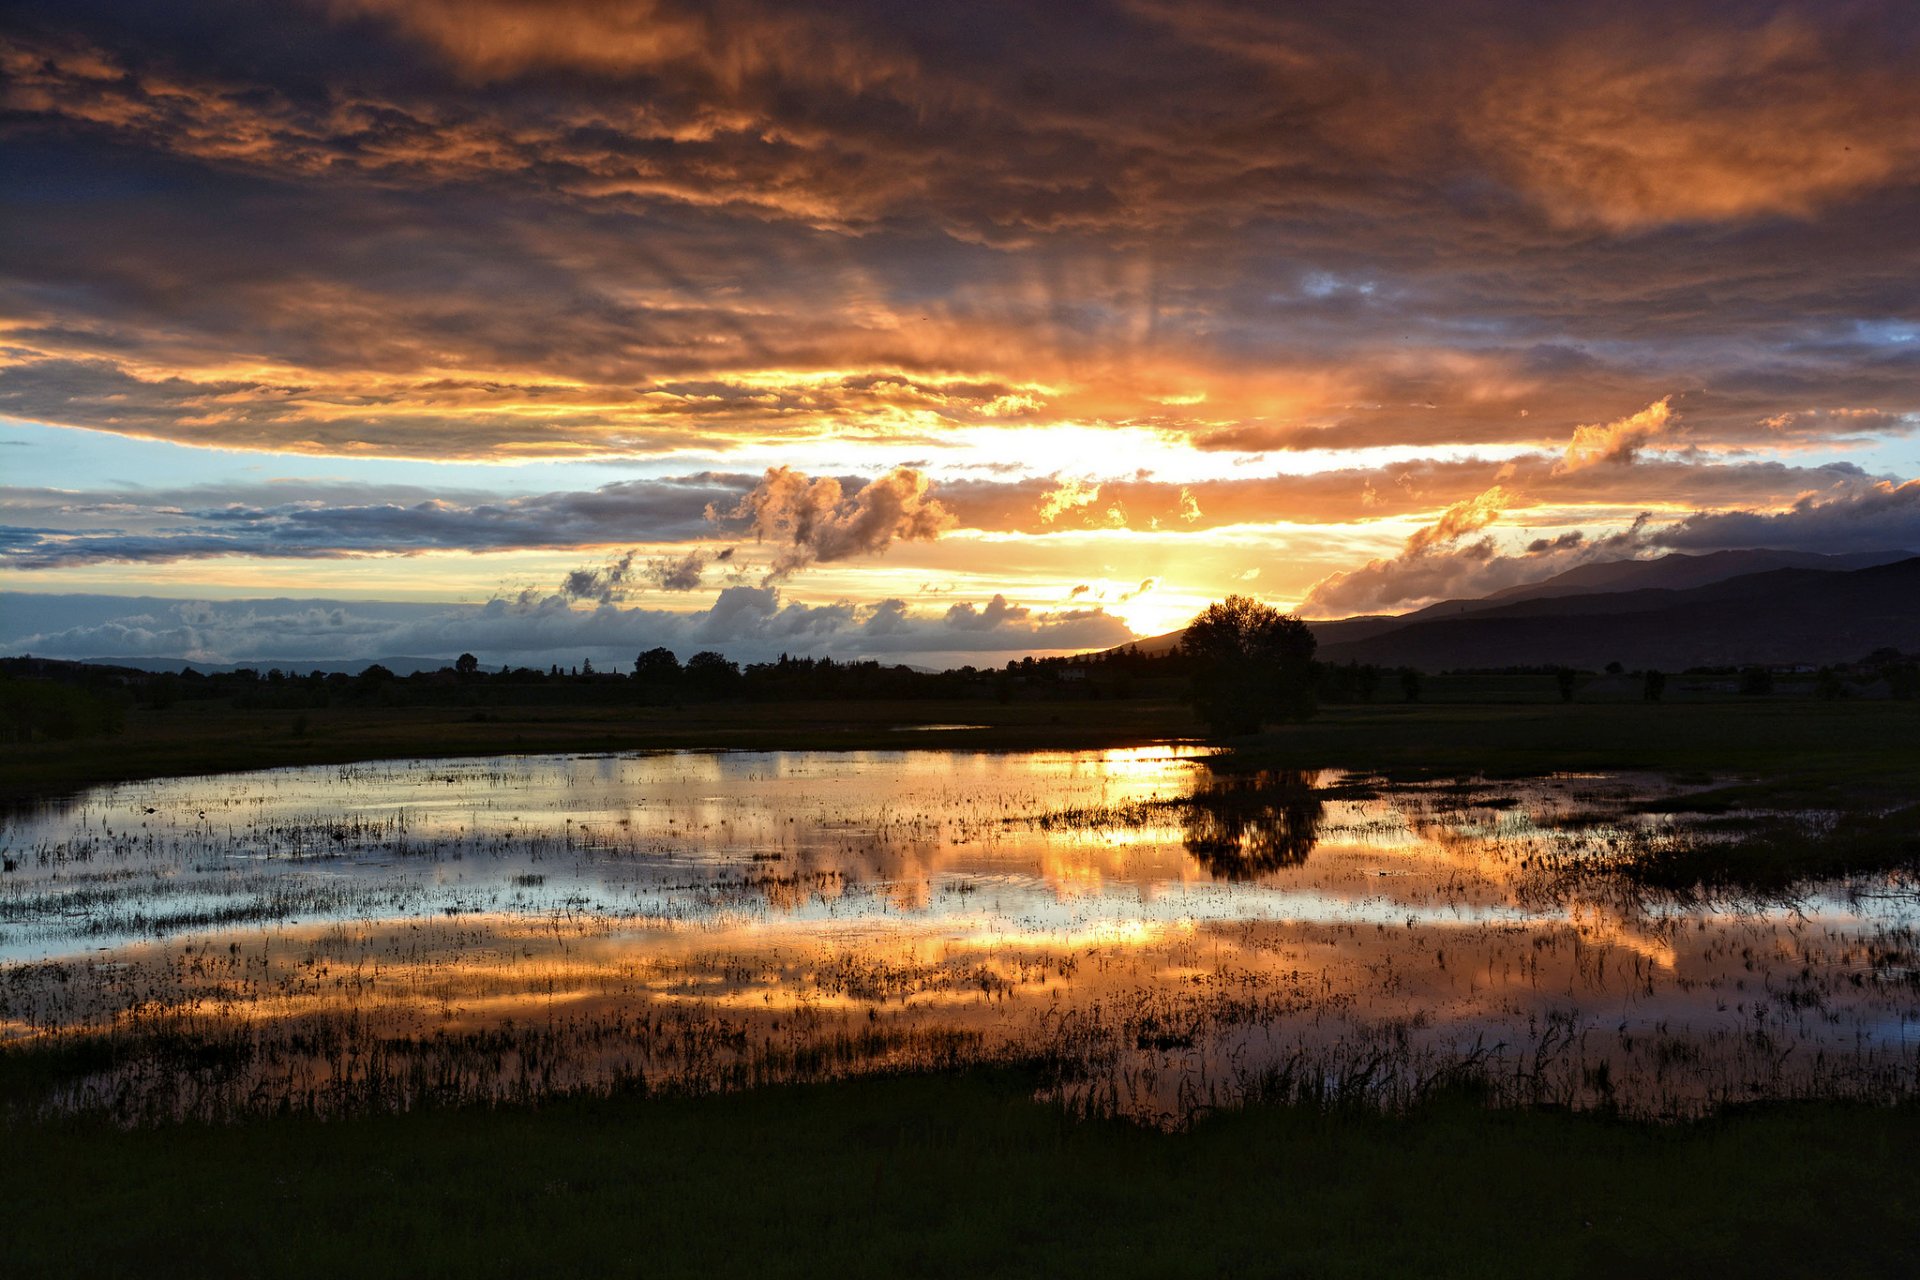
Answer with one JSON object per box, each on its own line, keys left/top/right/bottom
{"left": 4, "top": 742, "right": 1917, "bottom": 1124}
{"left": 4, "top": 677, "right": 1918, "bottom": 1275}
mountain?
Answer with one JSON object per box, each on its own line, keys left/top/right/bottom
{"left": 1313, "top": 557, "right": 1920, "bottom": 670}
{"left": 1105, "top": 550, "right": 1920, "bottom": 669}
{"left": 1314, "top": 548, "right": 1913, "bottom": 629}
{"left": 1472, "top": 548, "right": 1911, "bottom": 603}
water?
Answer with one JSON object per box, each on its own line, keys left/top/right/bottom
{"left": 2, "top": 748, "right": 1916, "bottom": 1121}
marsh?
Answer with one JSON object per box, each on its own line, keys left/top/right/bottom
{"left": 4, "top": 748, "right": 1915, "bottom": 1123}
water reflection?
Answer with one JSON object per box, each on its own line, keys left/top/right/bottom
{"left": 1180, "top": 770, "right": 1323, "bottom": 880}
{"left": 1, "top": 749, "right": 1916, "bottom": 1123}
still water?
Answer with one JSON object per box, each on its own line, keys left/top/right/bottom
{"left": 3, "top": 748, "right": 1916, "bottom": 1121}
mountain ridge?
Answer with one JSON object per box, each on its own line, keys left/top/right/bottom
{"left": 1107, "top": 549, "right": 1920, "bottom": 668}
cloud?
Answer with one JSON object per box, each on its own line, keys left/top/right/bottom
{"left": 1556, "top": 397, "right": 1675, "bottom": 473}
{"left": 0, "top": 474, "right": 752, "bottom": 569}
{"left": 1403, "top": 485, "right": 1511, "bottom": 555}
{"left": 1298, "top": 474, "right": 1920, "bottom": 617}
{"left": 1038, "top": 477, "right": 1101, "bottom": 524}
{"left": 648, "top": 546, "right": 732, "bottom": 591}
{"left": 2, "top": 0, "right": 1919, "bottom": 640}
{"left": 714, "top": 466, "right": 954, "bottom": 580}
{"left": 560, "top": 550, "right": 642, "bottom": 604}
{"left": 561, "top": 546, "right": 737, "bottom": 598}
{"left": 1297, "top": 485, "right": 1520, "bottom": 614}
{"left": 3, "top": 451, "right": 1903, "bottom": 575}
{"left": 1298, "top": 525, "right": 1644, "bottom": 618}
{"left": 1652, "top": 478, "right": 1920, "bottom": 556}
{"left": 1295, "top": 391, "right": 1908, "bottom": 615}
{"left": 0, "top": 586, "right": 1133, "bottom": 669}
{"left": 1465, "top": 17, "right": 1920, "bottom": 230}
{"left": 1299, "top": 486, "right": 1526, "bottom": 616}
{"left": 3, "top": 1, "right": 1914, "bottom": 473}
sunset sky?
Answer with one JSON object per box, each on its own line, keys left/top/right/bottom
{"left": 3, "top": 0, "right": 1917, "bottom": 669}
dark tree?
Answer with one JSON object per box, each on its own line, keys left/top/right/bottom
{"left": 633, "top": 647, "right": 681, "bottom": 681}
{"left": 685, "top": 650, "right": 742, "bottom": 698}
{"left": 454, "top": 652, "right": 479, "bottom": 677}
{"left": 1183, "top": 595, "right": 1317, "bottom": 737}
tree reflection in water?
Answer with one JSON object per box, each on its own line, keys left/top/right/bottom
{"left": 1181, "top": 769, "right": 1325, "bottom": 880}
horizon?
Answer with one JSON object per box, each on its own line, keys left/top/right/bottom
{"left": 8, "top": 544, "right": 1917, "bottom": 675}
{"left": 4, "top": 2, "right": 1919, "bottom": 668}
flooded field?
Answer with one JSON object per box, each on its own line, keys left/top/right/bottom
{"left": 3, "top": 748, "right": 1917, "bottom": 1123}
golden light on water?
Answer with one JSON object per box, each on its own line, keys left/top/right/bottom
{"left": 6, "top": 752, "right": 1915, "bottom": 1121}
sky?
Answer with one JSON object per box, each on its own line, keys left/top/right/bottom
{"left": 2, "top": 0, "right": 1918, "bottom": 669}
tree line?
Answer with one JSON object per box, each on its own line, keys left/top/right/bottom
{"left": 6, "top": 593, "right": 1910, "bottom": 742}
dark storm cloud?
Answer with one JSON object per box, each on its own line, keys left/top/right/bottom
{"left": 0, "top": 474, "right": 752, "bottom": 568}
{"left": 1, "top": 0, "right": 1916, "bottom": 462}
{"left": 1652, "top": 478, "right": 1920, "bottom": 555}
{"left": 0, "top": 450, "right": 1899, "bottom": 570}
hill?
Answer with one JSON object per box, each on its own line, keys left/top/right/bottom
{"left": 1314, "top": 557, "right": 1920, "bottom": 670}
{"left": 1109, "top": 550, "right": 1919, "bottom": 670}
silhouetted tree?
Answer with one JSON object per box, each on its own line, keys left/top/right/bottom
{"left": 455, "top": 652, "right": 479, "bottom": 677}
{"left": 634, "top": 647, "right": 681, "bottom": 681}
{"left": 1183, "top": 596, "right": 1317, "bottom": 737}
{"left": 686, "top": 650, "right": 742, "bottom": 698}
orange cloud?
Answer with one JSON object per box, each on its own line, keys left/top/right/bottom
{"left": 1472, "top": 19, "right": 1920, "bottom": 229}
{"left": 1404, "top": 486, "right": 1512, "bottom": 555}
{"left": 1557, "top": 397, "right": 1675, "bottom": 473}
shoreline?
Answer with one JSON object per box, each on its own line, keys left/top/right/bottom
{"left": 7, "top": 693, "right": 1918, "bottom": 806}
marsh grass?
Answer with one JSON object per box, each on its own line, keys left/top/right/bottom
{"left": 4, "top": 1068, "right": 1919, "bottom": 1278}
{"left": 5, "top": 749, "right": 1919, "bottom": 1131}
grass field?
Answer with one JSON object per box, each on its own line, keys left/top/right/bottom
{"left": 6, "top": 1070, "right": 1918, "bottom": 1278}
{"left": 0, "top": 697, "right": 1196, "bottom": 804}
{"left": 6, "top": 686, "right": 1916, "bottom": 805}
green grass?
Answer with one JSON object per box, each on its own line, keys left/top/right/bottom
{"left": 5, "top": 1071, "right": 1917, "bottom": 1278}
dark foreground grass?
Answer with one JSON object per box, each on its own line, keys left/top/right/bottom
{"left": 1236, "top": 696, "right": 1920, "bottom": 792}
{"left": 7, "top": 691, "right": 1918, "bottom": 806}
{"left": 0, "top": 698, "right": 1201, "bottom": 804}
{"left": 6, "top": 1071, "right": 1919, "bottom": 1278}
